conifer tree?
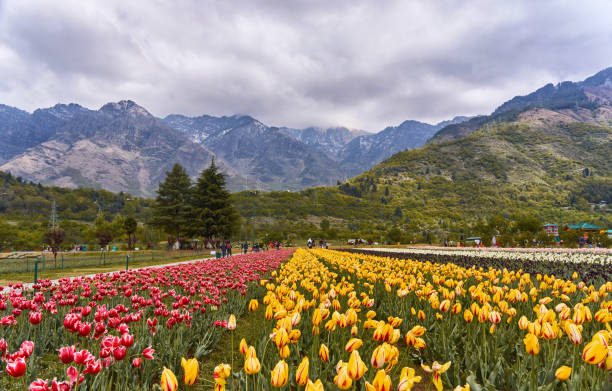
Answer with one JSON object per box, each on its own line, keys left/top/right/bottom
{"left": 190, "top": 159, "right": 241, "bottom": 239}
{"left": 150, "top": 163, "right": 192, "bottom": 244}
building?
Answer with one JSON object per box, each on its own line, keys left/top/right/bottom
{"left": 565, "top": 223, "right": 603, "bottom": 232}
{"left": 543, "top": 223, "right": 558, "bottom": 235}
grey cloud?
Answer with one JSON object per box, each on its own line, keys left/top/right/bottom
{"left": 0, "top": 0, "right": 611, "bottom": 130}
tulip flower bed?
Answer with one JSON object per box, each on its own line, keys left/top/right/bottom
{"left": 345, "top": 248, "right": 612, "bottom": 285}
{"left": 0, "top": 250, "right": 293, "bottom": 390}
{"left": 206, "top": 249, "right": 611, "bottom": 391}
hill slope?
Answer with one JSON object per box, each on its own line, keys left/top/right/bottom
{"left": 429, "top": 67, "right": 612, "bottom": 143}
{"left": 232, "top": 117, "right": 611, "bottom": 240}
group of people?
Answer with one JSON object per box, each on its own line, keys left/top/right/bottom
{"left": 307, "top": 238, "right": 328, "bottom": 249}
{"left": 236, "top": 241, "right": 283, "bottom": 255}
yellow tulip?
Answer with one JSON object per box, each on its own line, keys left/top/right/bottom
{"left": 296, "top": 357, "right": 309, "bottom": 386}
{"left": 371, "top": 345, "right": 386, "bottom": 368}
{"left": 248, "top": 299, "right": 259, "bottom": 311}
{"left": 324, "top": 318, "right": 337, "bottom": 331}
{"left": 319, "top": 344, "right": 329, "bottom": 362}
{"left": 582, "top": 340, "right": 607, "bottom": 365}
{"left": 421, "top": 361, "right": 451, "bottom": 391}
{"left": 347, "top": 350, "right": 368, "bottom": 380}
{"left": 453, "top": 384, "right": 470, "bottom": 391}
{"left": 565, "top": 322, "right": 582, "bottom": 344}
{"left": 334, "top": 363, "right": 352, "bottom": 390}
{"left": 265, "top": 305, "right": 274, "bottom": 320}
{"left": 372, "top": 369, "right": 392, "bottom": 391}
{"left": 463, "top": 310, "right": 473, "bottom": 323}
{"left": 418, "top": 310, "right": 426, "bottom": 320}
{"left": 555, "top": 365, "right": 571, "bottom": 380}
{"left": 398, "top": 367, "right": 421, "bottom": 391}
{"left": 523, "top": 333, "right": 540, "bottom": 355}
{"left": 279, "top": 344, "right": 290, "bottom": 359}
{"left": 227, "top": 314, "right": 236, "bottom": 330}
{"left": 239, "top": 338, "right": 248, "bottom": 355}
{"left": 270, "top": 360, "right": 288, "bottom": 388}
{"left": 409, "top": 325, "right": 426, "bottom": 336}
{"left": 181, "top": 357, "right": 199, "bottom": 385}
{"left": 289, "top": 329, "right": 302, "bottom": 343}
{"left": 345, "top": 338, "right": 363, "bottom": 352}
{"left": 244, "top": 355, "right": 261, "bottom": 375}
{"left": 367, "top": 310, "right": 377, "bottom": 319}
{"left": 161, "top": 367, "right": 179, "bottom": 391}
{"left": 451, "top": 302, "right": 462, "bottom": 315}
{"left": 213, "top": 363, "right": 231, "bottom": 380}
{"left": 305, "top": 379, "right": 324, "bottom": 391}
{"left": 351, "top": 325, "right": 358, "bottom": 336}
{"left": 439, "top": 299, "right": 451, "bottom": 312}
{"left": 488, "top": 311, "right": 501, "bottom": 324}
{"left": 517, "top": 315, "right": 529, "bottom": 330}
{"left": 275, "top": 327, "right": 289, "bottom": 348}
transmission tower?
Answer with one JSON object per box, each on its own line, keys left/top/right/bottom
{"left": 48, "top": 200, "right": 59, "bottom": 231}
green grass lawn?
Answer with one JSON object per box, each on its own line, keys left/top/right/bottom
{"left": 0, "top": 254, "right": 212, "bottom": 285}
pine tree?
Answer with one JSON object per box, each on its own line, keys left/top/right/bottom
{"left": 190, "top": 159, "right": 241, "bottom": 239}
{"left": 150, "top": 163, "right": 192, "bottom": 244}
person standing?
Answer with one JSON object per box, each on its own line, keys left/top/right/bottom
{"left": 243, "top": 241, "right": 249, "bottom": 254}
{"left": 221, "top": 241, "right": 227, "bottom": 257}
{"left": 226, "top": 241, "right": 232, "bottom": 256}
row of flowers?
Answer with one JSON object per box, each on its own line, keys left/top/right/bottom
{"left": 194, "top": 248, "right": 611, "bottom": 391}
{"left": 365, "top": 247, "right": 612, "bottom": 265}
{"left": 347, "top": 248, "right": 612, "bottom": 285}
{"left": 0, "top": 250, "right": 293, "bottom": 390}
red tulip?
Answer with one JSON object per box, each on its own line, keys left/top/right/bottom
{"left": 120, "top": 334, "right": 134, "bottom": 347}
{"left": 132, "top": 358, "right": 142, "bottom": 368}
{"left": 74, "top": 349, "right": 93, "bottom": 365}
{"left": 29, "top": 311, "right": 43, "bottom": 325}
{"left": 20, "top": 341, "right": 34, "bottom": 358}
{"left": 58, "top": 346, "right": 75, "bottom": 364}
{"left": 85, "top": 359, "right": 102, "bottom": 375}
{"left": 113, "top": 346, "right": 127, "bottom": 361}
{"left": 142, "top": 346, "right": 154, "bottom": 360}
{"left": 29, "top": 378, "right": 49, "bottom": 391}
{"left": 6, "top": 357, "right": 27, "bottom": 377}
{"left": 78, "top": 322, "right": 92, "bottom": 337}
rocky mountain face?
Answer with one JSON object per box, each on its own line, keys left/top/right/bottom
{"left": 0, "top": 101, "right": 222, "bottom": 196}
{"left": 429, "top": 67, "right": 612, "bottom": 144}
{"left": 337, "top": 117, "right": 470, "bottom": 176}
{"left": 278, "top": 126, "right": 367, "bottom": 158}
{"left": 163, "top": 115, "right": 348, "bottom": 190}
{"left": 165, "top": 114, "right": 471, "bottom": 183}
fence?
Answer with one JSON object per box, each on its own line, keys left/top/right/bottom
{"left": 0, "top": 249, "right": 209, "bottom": 276}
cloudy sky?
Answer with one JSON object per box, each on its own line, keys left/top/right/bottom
{"left": 1, "top": 1, "right": 611, "bottom": 130}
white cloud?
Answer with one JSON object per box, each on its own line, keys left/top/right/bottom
{"left": 0, "top": 0, "right": 611, "bottom": 130}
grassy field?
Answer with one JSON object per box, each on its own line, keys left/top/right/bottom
{"left": 0, "top": 253, "right": 213, "bottom": 285}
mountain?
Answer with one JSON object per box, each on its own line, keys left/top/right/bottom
{"left": 231, "top": 68, "right": 612, "bottom": 239}
{"left": 429, "top": 67, "right": 612, "bottom": 144}
{"left": 163, "top": 114, "right": 347, "bottom": 190}
{"left": 338, "top": 116, "right": 470, "bottom": 176}
{"left": 0, "top": 103, "right": 90, "bottom": 162}
{"left": 232, "top": 120, "right": 611, "bottom": 241}
{"left": 278, "top": 126, "right": 367, "bottom": 158}
{"left": 165, "top": 113, "right": 464, "bottom": 186}
{"left": 0, "top": 100, "right": 224, "bottom": 196}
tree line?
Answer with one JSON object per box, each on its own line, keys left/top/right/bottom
{"left": 149, "top": 160, "right": 241, "bottom": 247}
